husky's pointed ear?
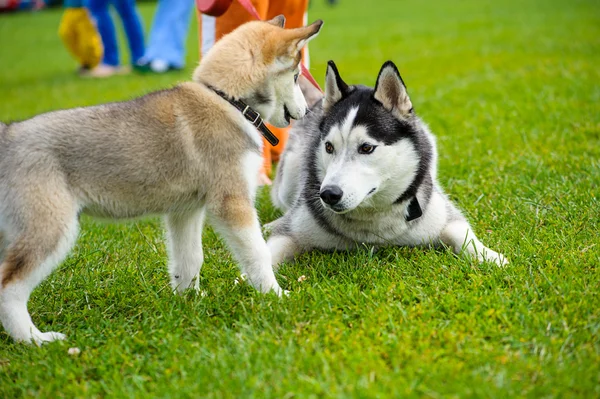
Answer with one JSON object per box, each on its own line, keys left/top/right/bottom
{"left": 324, "top": 60, "right": 349, "bottom": 112}
{"left": 374, "top": 61, "right": 413, "bottom": 118}
{"left": 267, "top": 15, "right": 286, "bottom": 28}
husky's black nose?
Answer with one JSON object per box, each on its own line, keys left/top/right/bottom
{"left": 320, "top": 186, "right": 343, "bottom": 205}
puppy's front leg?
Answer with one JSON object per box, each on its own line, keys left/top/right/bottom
{"left": 208, "top": 195, "right": 283, "bottom": 295}
{"left": 440, "top": 220, "right": 509, "bottom": 266}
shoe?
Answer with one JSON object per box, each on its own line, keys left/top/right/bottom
{"left": 133, "top": 58, "right": 151, "bottom": 73}
{"left": 85, "top": 64, "right": 130, "bottom": 78}
{"left": 77, "top": 65, "right": 92, "bottom": 77}
{"left": 150, "top": 59, "right": 170, "bottom": 73}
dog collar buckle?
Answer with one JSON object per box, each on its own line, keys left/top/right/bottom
{"left": 249, "top": 112, "right": 262, "bottom": 127}
{"left": 209, "top": 86, "right": 279, "bottom": 147}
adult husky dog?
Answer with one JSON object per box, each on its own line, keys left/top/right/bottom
{"left": 268, "top": 61, "right": 507, "bottom": 269}
{"left": 0, "top": 16, "right": 323, "bottom": 344}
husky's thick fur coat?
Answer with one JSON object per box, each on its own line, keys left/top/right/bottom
{"left": 268, "top": 61, "right": 507, "bottom": 269}
{"left": 0, "top": 16, "right": 323, "bottom": 344}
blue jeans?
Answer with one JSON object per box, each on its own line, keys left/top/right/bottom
{"left": 87, "top": 0, "right": 145, "bottom": 66}
{"left": 143, "top": 0, "right": 194, "bottom": 69}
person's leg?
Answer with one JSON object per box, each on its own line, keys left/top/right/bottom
{"left": 111, "top": 0, "right": 145, "bottom": 64}
{"left": 143, "top": 0, "right": 194, "bottom": 69}
{"left": 87, "top": 0, "right": 119, "bottom": 66}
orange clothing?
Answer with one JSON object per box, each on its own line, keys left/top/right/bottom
{"left": 197, "top": 0, "right": 309, "bottom": 175}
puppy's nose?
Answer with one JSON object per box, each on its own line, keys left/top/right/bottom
{"left": 320, "top": 185, "right": 343, "bottom": 205}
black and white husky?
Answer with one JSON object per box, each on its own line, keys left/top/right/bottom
{"left": 267, "top": 61, "right": 507, "bottom": 268}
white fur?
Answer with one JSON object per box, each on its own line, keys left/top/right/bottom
{"left": 165, "top": 207, "right": 206, "bottom": 294}
{"left": 0, "top": 217, "right": 79, "bottom": 344}
{"left": 267, "top": 235, "right": 297, "bottom": 270}
{"left": 319, "top": 107, "right": 420, "bottom": 213}
{"left": 241, "top": 118, "right": 264, "bottom": 149}
{"left": 241, "top": 151, "right": 263, "bottom": 202}
{"left": 441, "top": 220, "right": 508, "bottom": 266}
{"left": 259, "top": 63, "right": 307, "bottom": 128}
{"left": 210, "top": 221, "right": 281, "bottom": 294}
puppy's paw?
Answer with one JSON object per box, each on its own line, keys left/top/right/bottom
{"left": 267, "top": 283, "right": 286, "bottom": 297}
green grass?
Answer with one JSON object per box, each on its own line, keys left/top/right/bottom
{"left": 0, "top": 0, "right": 599, "bottom": 397}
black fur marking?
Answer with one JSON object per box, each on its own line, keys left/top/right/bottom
{"left": 303, "top": 130, "right": 347, "bottom": 238}
{"left": 320, "top": 86, "right": 419, "bottom": 145}
{"left": 393, "top": 129, "right": 433, "bottom": 205}
{"left": 303, "top": 78, "right": 434, "bottom": 232}
{"left": 420, "top": 175, "right": 434, "bottom": 208}
{"left": 244, "top": 89, "right": 271, "bottom": 106}
{"left": 319, "top": 84, "right": 433, "bottom": 204}
{"left": 326, "top": 60, "right": 350, "bottom": 96}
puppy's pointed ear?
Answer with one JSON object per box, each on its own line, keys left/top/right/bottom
{"left": 273, "top": 20, "right": 323, "bottom": 72}
{"left": 373, "top": 61, "right": 413, "bottom": 118}
{"left": 267, "top": 15, "right": 286, "bottom": 28}
{"left": 289, "top": 19, "right": 323, "bottom": 53}
{"left": 324, "top": 61, "right": 349, "bottom": 112}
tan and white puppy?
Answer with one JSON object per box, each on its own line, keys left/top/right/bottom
{"left": 0, "top": 16, "right": 323, "bottom": 344}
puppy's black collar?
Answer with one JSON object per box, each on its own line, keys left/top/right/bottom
{"left": 209, "top": 87, "right": 279, "bottom": 146}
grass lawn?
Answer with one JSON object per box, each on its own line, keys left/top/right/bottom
{"left": 0, "top": 0, "right": 599, "bottom": 397}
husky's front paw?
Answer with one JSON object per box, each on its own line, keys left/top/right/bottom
{"left": 29, "top": 331, "right": 67, "bottom": 346}
{"left": 258, "top": 281, "right": 286, "bottom": 297}
{"left": 266, "top": 283, "right": 286, "bottom": 297}
{"left": 479, "top": 248, "right": 509, "bottom": 267}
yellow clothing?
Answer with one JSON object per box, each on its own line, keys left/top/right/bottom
{"left": 58, "top": 8, "right": 103, "bottom": 68}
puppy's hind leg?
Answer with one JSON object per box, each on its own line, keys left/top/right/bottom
{"left": 440, "top": 220, "right": 508, "bottom": 266}
{"left": 207, "top": 195, "right": 283, "bottom": 295}
{"left": 165, "top": 207, "right": 206, "bottom": 294}
{"left": 0, "top": 200, "right": 79, "bottom": 344}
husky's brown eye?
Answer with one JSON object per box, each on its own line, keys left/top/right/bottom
{"left": 358, "top": 143, "right": 376, "bottom": 154}
{"left": 325, "top": 141, "right": 334, "bottom": 154}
